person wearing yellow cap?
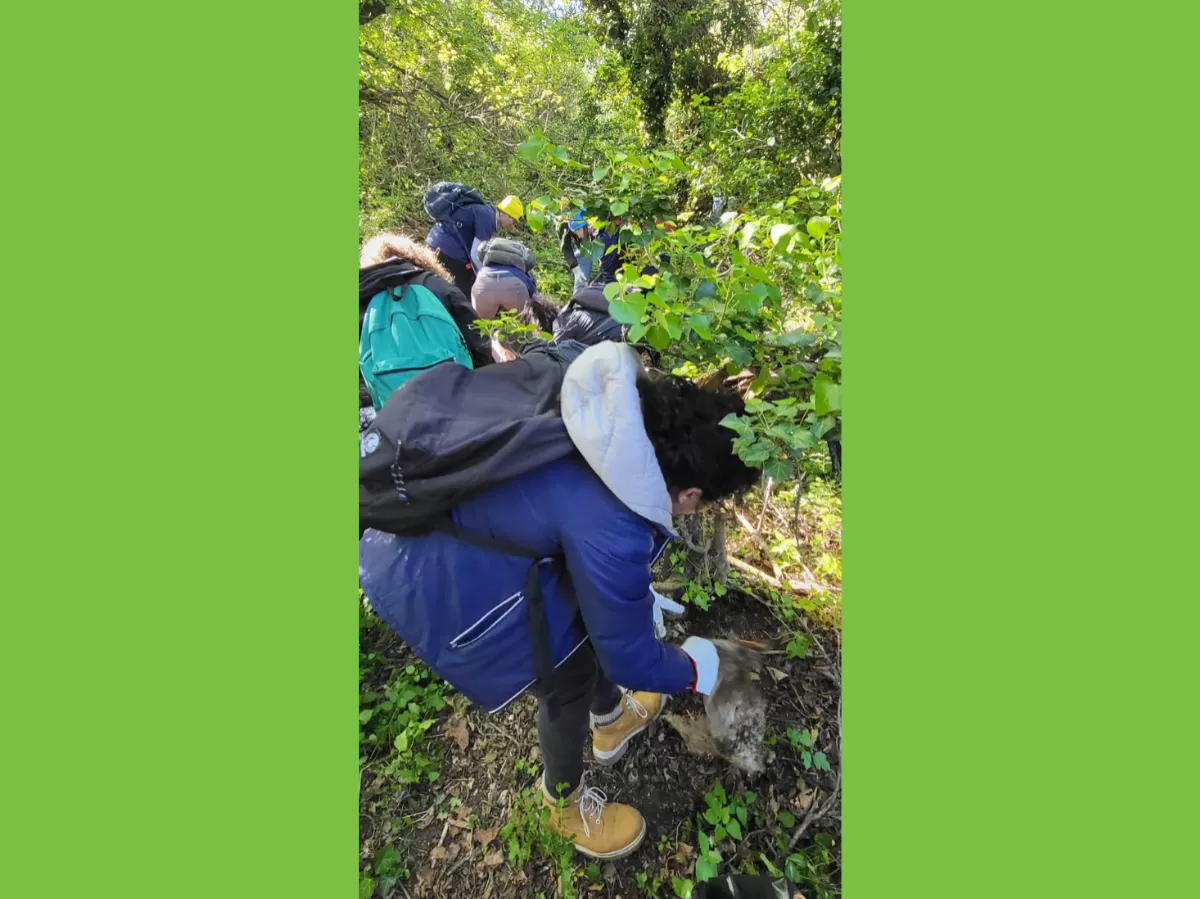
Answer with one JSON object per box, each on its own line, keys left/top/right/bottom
{"left": 423, "top": 182, "right": 523, "bottom": 296}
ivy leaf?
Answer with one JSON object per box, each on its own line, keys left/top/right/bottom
{"left": 764, "top": 458, "right": 793, "bottom": 483}
{"left": 608, "top": 295, "right": 647, "bottom": 325}
{"left": 720, "top": 413, "right": 751, "bottom": 437}
{"left": 813, "top": 374, "right": 842, "bottom": 415}
{"left": 806, "top": 216, "right": 832, "bottom": 239}
{"left": 689, "top": 314, "right": 712, "bottom": 340}
{"left": 602, "top": 281, "right": 624, "bottom": 302}
{"left": 610, "top": 200, "right": 629, "bottom": 216}
{"left": 526, "top": 207, "right": 546, "bottom": 233}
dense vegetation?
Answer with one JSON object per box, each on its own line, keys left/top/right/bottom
{"left": 360, "top": 2, "right": 842, "bottom": 896}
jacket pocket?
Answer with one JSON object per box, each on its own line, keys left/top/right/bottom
{"left": 448, "top": 592, "right": 524, "bottom": 649}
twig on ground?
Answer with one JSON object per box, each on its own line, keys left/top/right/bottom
{"left": 787, "top": 770, "right": 841, "bottom": 851}
{"left": 734, "top": 510, "right": 784, "bottom": 582}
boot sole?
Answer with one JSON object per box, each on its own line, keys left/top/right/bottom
{"left": 573, "top": 816, "right": 647, "bottom": 860}
{"left": 591, "top": 696, "right": 667, "bottom": 766}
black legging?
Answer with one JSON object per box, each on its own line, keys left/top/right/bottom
{"left": 535, "top": 644, "right": 622, "bottom": 796}
{"left": 434, "top": 250, "right": 476, "bottom": 297}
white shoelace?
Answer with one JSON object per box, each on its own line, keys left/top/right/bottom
{"left": 577, "top": 786, "right": 608, "bottom": 838}
{"left": 623, "top": 691, "right": 648, "bottom": 719}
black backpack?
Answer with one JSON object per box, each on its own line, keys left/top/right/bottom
{"left": 423, "top": 181, "right": 484, "bottom": 223}
{"left": 359, "top": 344, "right": 585, "bottom": 715}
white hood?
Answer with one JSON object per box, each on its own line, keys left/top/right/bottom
{"left": 560, "top": 342, "right": 677, "bottom": 536}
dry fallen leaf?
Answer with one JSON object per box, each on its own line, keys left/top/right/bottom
{"left": 445, "top": 717, "right": 470, "bottom": 752}
{"left": 767, "top": 666, "right": 790, "bottom": 682}
{"left": 483, "top": 849, "right": 505, "bottom": 868}
{"left": 429, "top": 845, "right": 448, "bottom": 862}
{"left": 473, "top": 826, "right": 498, "bottom": 847}
{"left": 796, "top": 790, "right": 815, "bottom": 813}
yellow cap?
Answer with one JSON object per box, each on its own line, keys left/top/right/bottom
{"left": 497, "top": 195, "right": 524, "bottom": 221}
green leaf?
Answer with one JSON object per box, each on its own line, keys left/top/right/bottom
{"left": 720, "top": 413, "right": 750, "bottom": 437}
{"left": 689, "top": 314, "right": 712, "bottom": 340}
{"left": 763, "top": 458, "right": 793, "bottom": 483}
{"left": 813, "top": 751, "right": 832, "bottom": 772}
{"left": 646, "top": 325, "right": 671, "bottom": 350}
{"left": 516, "top": 135, "right": 546, "bottom": 163}
{"left": 593, "top": 166, "right": 609, "bottom": 182}
{"left": 812, "top": 374, "right": 842, "bottom": 416}
{"left": 801, "top": 750, "right": 813, "bottom": 769}
{"left": 551, "top": 145, "right": 570, "bottom": 163}
{"left": 627, "top": 321, "right": 649, "bottom": 343}
{"left": 359, "top": 874, "right": 375, "bottom": 899}
{"left": 740, "top": 221, "right": 758, "bottom": 249}
{"left": 759, "top": 854, "right": 783, "bottom": 877}
{"left": 778, "top": 809, "right": 796, "bottom": 829}
{"left": 726, "top": 818, "right": 743, "bottom": 841}
{"left": 714, "top": 824, "right": 727, "bottom": 841}
{"left": 394, "top": 731, "right": 409, "bottom": 753}
{"left": 602, "top": 281, "right": 624, "bottom": 302}
{"left": 704, "top": 807, "right": 721, "bottom": 826}
{"left": 770, "top": 223, "right": 796, "bottom": 245}
{"left": 610, "top": 200, "right": 629, "bottom": 216}
{"left": 609, "top": 295, "right": 647, "bottom": 325}
{"left": 806, "top": 216, "right": 832, "bottom": 239}
{"left": 526, "top": 207, "right": 546, "bottom": 233}
{"left": 695, "top": 857, "right": 719, "bottom": 883}
{"left": 664, "top": 312, "right": 683, "bottom": 340}
{"left": 672, "top": 877, "right": 694, "bottom": 898}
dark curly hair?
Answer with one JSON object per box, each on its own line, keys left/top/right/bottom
{"left": 637, "top": 376, "right": 759, "bottom": 501}
{"left": 494, "top": 293, "right": 562, "bottom": 355}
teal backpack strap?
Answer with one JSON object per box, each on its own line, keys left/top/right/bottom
{"left": 358, "top": 282, "right": 474, "bottom": 410}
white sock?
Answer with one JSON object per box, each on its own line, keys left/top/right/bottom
{"left": 590, "top": 696, "right": 623, "bottom": 727}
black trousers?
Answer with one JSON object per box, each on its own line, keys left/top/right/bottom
{"left": 435, "top": 250, "right": 476, "bottom": 297}
{"left": 535, "top": 645, "right": 622, "bottom": 796}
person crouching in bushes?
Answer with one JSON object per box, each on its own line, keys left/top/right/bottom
{"left": 359, "top": 343, "right": 759, "bottom": 859}
{"left": 358, "top": 232, "right": 493, "bottom": 423}
{"left": 470, "top": 237, "right": 541, "bottom": 321}
{"left": 551, "top": 283, "right": 626, "bottom": 347}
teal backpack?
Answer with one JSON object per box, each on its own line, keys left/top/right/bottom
{"left": 359, "top": 282, "right": 474, "bottom": 410}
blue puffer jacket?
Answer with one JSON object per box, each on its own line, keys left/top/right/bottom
{"left": 358, "top": 343, "right": 696, "bottom": 713}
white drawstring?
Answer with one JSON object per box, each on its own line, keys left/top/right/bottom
{"left": 623, "top": 691, "right": 648, "bottom": 719}
{"left": 577, "top": 786, "right": 608, "bottom": 838}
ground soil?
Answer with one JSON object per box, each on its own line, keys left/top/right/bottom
{"left": 361, "top": 591, "right": 841, "bottom": 899}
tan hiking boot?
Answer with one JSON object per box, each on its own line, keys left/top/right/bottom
{"left": 542, "top": 778, "right": 647, "bottom": 859}
{"left": 591, "top": 690, "right": 666, "bottom": 765}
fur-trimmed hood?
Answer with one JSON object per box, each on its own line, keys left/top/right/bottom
{"left": 359, "top": 232, "right": 453, "bottom": 283}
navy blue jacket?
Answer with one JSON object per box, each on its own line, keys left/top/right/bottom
{"left": 359, "top": 457, "right": 695, "bottom": 712}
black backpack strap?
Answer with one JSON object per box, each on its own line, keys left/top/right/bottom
{"left": 434, "top": 515, "right": 564, "bottom": 719}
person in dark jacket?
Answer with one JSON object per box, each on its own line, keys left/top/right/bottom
{"left": 359, "top": 342, "right": 758, "bottom": 859}
{"left": 358, "top": 232, "right": 492, "bottom": 431}
{"left": 551, "top": 284, "right": 625, "bottom": 347}
{"left": 426, "top": 193, "right": 523, "bottom": 296}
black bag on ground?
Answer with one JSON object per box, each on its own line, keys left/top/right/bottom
{"left": 690, "top": 875, "right": 798, "bottom": 899}
{"left": 359, "top": 348, "right": 583, "bottom": 717}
